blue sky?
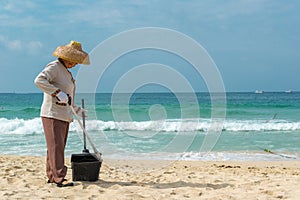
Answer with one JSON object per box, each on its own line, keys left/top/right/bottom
{"left": 0, "top": 0, "right": 299, "bottom": 93}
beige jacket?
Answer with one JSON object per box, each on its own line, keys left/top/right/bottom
{"left": 34, "top": 60, "right": 79, "bottom": 122}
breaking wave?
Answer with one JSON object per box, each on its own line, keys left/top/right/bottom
{"left": 1, "top": 117, "right": 300, "bottom": 135}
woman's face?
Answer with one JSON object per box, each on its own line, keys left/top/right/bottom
{"left": 63, "top": 60, "right": 78, "bottom": 68}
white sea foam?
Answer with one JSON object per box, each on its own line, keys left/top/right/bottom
{"left": 1, "top": 117, "right": 300, "bottom": 135}
{"left": 94, "top": 151, "right": 300, "bottom": 161}
{"left": 0, "top": 118, "right": 43, "bottom": 135}
{"left": 66, "top": 118, "right": 300, "bottom": 133}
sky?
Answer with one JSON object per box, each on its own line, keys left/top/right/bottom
{"left": 0, "top": 0, "right": 299, "bottom": 93}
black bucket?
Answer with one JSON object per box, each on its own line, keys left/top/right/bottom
{"left": 71, "top": 153, "right": 102, "bottom": 181}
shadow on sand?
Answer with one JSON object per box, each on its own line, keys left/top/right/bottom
{"left": 78, "top": 179, "right": 233, "bottom": 190}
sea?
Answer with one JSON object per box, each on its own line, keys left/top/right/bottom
{"left": 0, "top": 92, "right": 299, "bottom": 161}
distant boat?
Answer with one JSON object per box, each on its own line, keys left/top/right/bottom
{"left": 285, "top": 89, "right": 292, "bottom": 93}
{"left": 255, "top": 90, "right": 264, "bottom": 94}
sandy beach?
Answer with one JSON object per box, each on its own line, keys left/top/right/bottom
{"left": 0, "top": 155, "right": 299, "bottom": 200}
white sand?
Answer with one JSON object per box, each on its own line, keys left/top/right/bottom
{"left": 0, "top": 155, "right": 299, "bottom": 199}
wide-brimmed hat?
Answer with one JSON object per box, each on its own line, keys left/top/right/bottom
{"left": 53, "top": 40, "right": 90, "bottom": 65}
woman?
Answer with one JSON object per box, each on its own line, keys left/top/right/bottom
{"left": 34, "top": 40, "right": 89, "bottom": 187}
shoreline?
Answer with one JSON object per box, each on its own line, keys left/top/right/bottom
{"left": 3, "top": 151, "right": 299, "bottom": 162}
{"left": 1, "top": 155, "right": 299, "bottom": 199}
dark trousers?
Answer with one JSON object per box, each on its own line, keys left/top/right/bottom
{"left": 41, "top": 117, "right": 69, "bottom": 183}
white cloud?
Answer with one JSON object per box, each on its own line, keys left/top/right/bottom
{"left": 28, "top": 41, "right": 43, "bottom": 54}
{"left": 8, "top": 40, "right": 22, "bottom": 51}
{"left": 2, "top": 0, "right": 37, "bottom": 13}
{"left": 0, "top": 35, "right": 43, "bottom": 53}
{"left": 0, "top": 35, "right": 21, "bottom": 51}
{"left": 0, "top": 0, "right": 45, "bottom": 27}
{"left": 1, "top": 0, "right": 125, "bottom": 28}
{"left": 172, "top": 0, "right": 290, "bottom": 23}
{"left": 3, "top": 2, "right": 14, "bottom": 11}
{"left": 212, "top": 0, "right": 273, "bottom": 20}
{"left": 59, "top": 3, "right": 124, "bottom": 26}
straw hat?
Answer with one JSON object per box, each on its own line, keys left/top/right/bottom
{"left": 53, "top": 40, "right": 90, "bottom": 65}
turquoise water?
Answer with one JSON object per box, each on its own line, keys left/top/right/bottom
{"left": 0, "top": 92, "right": 299, "bottom": 161}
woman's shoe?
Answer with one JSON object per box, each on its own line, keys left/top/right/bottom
{"left": 56, "top": 179, "right": 74, "bottom": 187}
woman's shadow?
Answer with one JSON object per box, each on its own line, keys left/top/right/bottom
{"left": 78, "top": 179, "right": 233, "bottom": 190}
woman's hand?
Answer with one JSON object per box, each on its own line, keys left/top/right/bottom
{"left": 56, "top": 91, "right": 71, "bottom": 105}
{"left": 74, "top": 106, "right": 88, "bottom": 118}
